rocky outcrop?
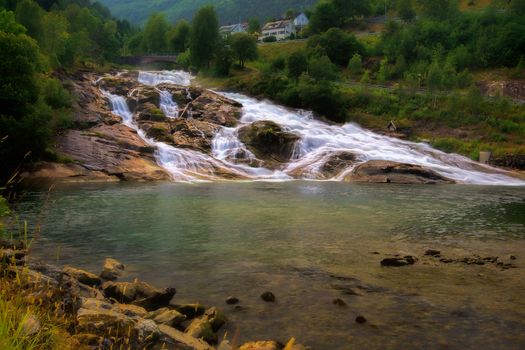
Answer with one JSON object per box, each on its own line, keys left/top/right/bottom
{"left": 21, "top": 71, "right": 170, "bottom": 183}
{"left": 238, "top": 121, "right": 300, "bottom": 168}
{"left": 345, "top": 160, "right": 454, "bottom": 184}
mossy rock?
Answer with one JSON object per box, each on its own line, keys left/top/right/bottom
{"left": 238, "top": 120, "right": 300, "bottom": 164}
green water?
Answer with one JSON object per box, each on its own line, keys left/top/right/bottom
{"left": 9, "top": 182, "right": 525, "bottom": 349}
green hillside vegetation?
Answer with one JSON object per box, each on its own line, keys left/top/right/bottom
{"left": 99, "top": 0, "right": 319, "bottom": 25}
{"left": 0, "top": 0, "right": 133, "bottom": 180}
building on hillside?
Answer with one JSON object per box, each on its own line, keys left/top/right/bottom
{"left": 260, "top": 20, "right": 296, "bottom": 41}
{"left": 294, "top": 12, "right": 309, "bottom": 32}
{"left": 219, "top": 23, "right": 248, "bottom": 37}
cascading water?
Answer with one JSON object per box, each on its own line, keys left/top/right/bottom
{"left": 103, "top": 70, "right": 524, "bottom": 185}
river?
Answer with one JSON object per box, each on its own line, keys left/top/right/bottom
{"left": 10, "top": 181, "right": 525, "bottom": 349}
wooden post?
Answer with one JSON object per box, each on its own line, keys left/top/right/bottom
{"left": 479, "top": 151, "right": 491, "bottom": 164}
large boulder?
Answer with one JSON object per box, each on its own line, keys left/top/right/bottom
{"left": 128, "top": 86, "right": 161, "bottom": 111}
{"left": 64, "top": 266, "right": 102, "bottom": 287}
{"left": 171, "top": 119, "right": 221, "bottom": 153}
{"left": 189, "top": 91, "right": 242, "bottom": 127}
{"left": 100, "top": 258, "right": 125, "bottom": 281}
{"left": 147, "top": 307, "right": 187, "bottom": 326}
{"left": 158, "top": 324, "right": 215, "bottom": 350}
{"left": 184, "top": 307, "right": 227, "bottom": 344}
{"left": 238, "top": 121, "right": 300, "bottom": 167}
{"left": 102, "top": 279, "right": 176, "bottom": 311}
{"left": 346, "top": 160, "right": 454, "bottom": 184}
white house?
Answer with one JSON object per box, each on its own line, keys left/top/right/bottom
{"left": 294, "top": 13, "right": 309, "bottom": 31}
{"left": 260, "top": 20, "right": 296, "bottom": 41}
{"left": 219, "top": 23, "right": 248, "bottom": 37}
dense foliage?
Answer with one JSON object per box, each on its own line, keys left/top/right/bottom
{"left": 0, "top": 0, "right": 132, "bottom": 179}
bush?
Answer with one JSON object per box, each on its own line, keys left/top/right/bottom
{"left": 262, "top": 36, "right": 277, "bottom": 43}
{"left": 347, "top": 53, "right": 362, "bottom": 75}
{"left": 308, "top": 55, "right": 339, "bottom": 82}
{"left": 42, "top": 78, "right": 72, "bottom": 109}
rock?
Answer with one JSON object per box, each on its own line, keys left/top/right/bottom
{"left": 424, "top": 249, "right": 441, "bottom": 257}
{"left": 238, "top": 121, "right": 300, "bottom": 167}
{"left": 170, "top": 119, "right": 221, "bottom": 153}
{"left": 189, "top": 90, "right": 242, "bottom": 127}
{"left": 380, "top": 257, "right": 416, "bottom": 267}
{"left": 158, "top": 324, "right": 215, "bottom": 350}
{"left": 102, "top": 280, "right": 176, "bottom": 311}
{"left": 100, "top": 258, "right": 125, "bottom": 281}
{"left": 185, "top": 318, "right": 217, "bottom": 344}
{"left": 0, "top": 239, "right": 27, "bottom": 250}
{"left": 355, "top": 315, "right": 367, "bottom": 324}
{"left": 320, "top": 152, "right": 357, "bottom": 178}
{"left": 135, "top": 318, "right": 160, "bottom": 343}
{"left": 333, "top": 298, "right": 347, "bottom": 307}
{"left": 260, "top": 291, "right": 276, "bottom": 302}
{"left": 346, "top": 160, "right": 454, "bottom": 184}
{"left": 0, "top": 249, "right": 27, "bottom": 265}
{"left": 72, "top": 333, "right": 103, "bottom": 346}
{"left": 116, "top": 303, "right": 148, "bottom": 318}
{"left": 76, "top": 307, "right": 136, "bottom": 336}
{"left": 128, "top": 86, "right": 160, "bottom": 110}
{"left": 172, "top": 303, "right": 207, "bottom": 319}
{"left": 64, "top": 265, "right": 102, "bottom": 287}
{"left": 225, "top": 296, "right": 239, "bottom": 305}
{"left": 440, "top": 258, "right": 455, "bottom": 264}
{"left": 203, "top": 307, "right": 227, "bottom": 331}
{"left": 510, "top": 255, "right": 517, "bottom": 260}
{"left": 147, "top": 307, "right": 186, "bottom": 326}
{"left": 239, "top": 341, "right": 280, "bottom": 350}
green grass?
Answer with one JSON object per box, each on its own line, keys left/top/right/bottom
{"left": 258, "top": 41, "right": 307, "bottom": 62}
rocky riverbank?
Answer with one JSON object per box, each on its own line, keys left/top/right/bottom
{"left": 0, "top": 238, "right": 309, "bottom": 350}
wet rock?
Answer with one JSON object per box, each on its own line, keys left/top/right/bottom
{"left": 147, "top": 307, "right": 186, "bottom": 326}
{"left": 238, "top": 121, "right": 300, "bottom": 167}
{"left": 127, "top": 86, "right": 161, "bottom": 110}
{"left": 320, "top": 152, "right": 357, "bottom": 178}
{"left": 170, "top": 119, "right": 221, "bottom": 153}
{"left": 239, "top": 341, "right": 280, "bottom": 350}
{"left": 158, "top": 324, "right": 215, "bottom": 350}
{"left": 355, "top": 315, "right": 367, "bottom": 324}
{"left": 185, "top": 317, "right": 217, "bottom": 344}
{"left": 100, "top": 258, "right": 125, "bottom": 281}
{"left": 380, "top": 256, "right": 416, "bottom": 267}
{"left": 172, "top": 303, "right": 207, "bottom": 319}
{"left": 346, "top": 160, "right": 454, "bottom": 184}
{"left": 188, "top": 90, "right": 242, "bottom": 127}
{"left": 225, "top": 296, "right": 239, "bottom": 305}
{"left": 425, "top": 249, "right": 441, "bottom": 257}
{"left": 333, "top": 298, "right": 347, "bottom": 307}
{"left": 64, "top": 266, "right": 102, "bottom": 287}
{"left": 102, "top": 280, "right": 176, "bottom": 310}
{"left": 136, "top": 103, "right": 169, "bottom": 122}
{"left": 261, "top": 291, "right": 276, "bottom": 302}
{"left": 203, "top": 307, "right": 227, "bottom": 331}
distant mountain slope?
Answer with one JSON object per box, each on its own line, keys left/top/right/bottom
{"left": 99, "top": 0, "right": 318, "bottom": 25}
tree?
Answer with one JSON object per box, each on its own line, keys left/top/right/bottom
{"left": 510, "top": 0, "right": 525, "bottom": 15}
{"left": 348, "top": 53, "right": 362, "bottom": 75}
{"left": 308, "top": 55, "right": 339, "bottom": 82}
{"left": 214, "top": 40, "right": 233, "bottom": 76}
{"left": 15, "top": 0, "right": 43, "bottom": 39}
{"left": 168, "top": 19, "right": 190, "bottom": 53}
{"left": 307, "top": 28, "right": 364, "bottom": 66}
{"left": 0, "top": 31, "right": 51, "bottom": 178}
{"left": 40, "top": 11, "right": 69, "bottom": 67}
{"left": 285, "top": 8, "right": 295, "bottom": 19}
{"left": 230, "top": 32, "right": 257, "bottom": 69}
{"left": 398, "top": 0, "right": 416, "bottom": 22}
{"left": 190, "top": 5, "right": 219, "bottom": 69}
{"left": 141, "top": 13, "right": 169, "bottom": 54}
{"left": 417, "top": 0, "right": 458, "bottom": 20}
{"left": 247, "top": 17, "right": 260, "bottom": 34}
{"left": 0, "top": 9, "right": 26, "bottom": 34}
{"left": 308, "top": 0, "right": 337, "bottom": 34}
{"left": 288, "top": 51, "right": 308, "bottom": 81}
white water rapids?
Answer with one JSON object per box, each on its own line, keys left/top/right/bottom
{"left": 103, "top": 70, "right": 524, "bottom": 185}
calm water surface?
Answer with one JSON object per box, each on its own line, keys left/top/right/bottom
{"left": 9, "top": 182, "right": 525, "bottom": 349}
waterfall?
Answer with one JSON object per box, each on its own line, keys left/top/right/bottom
{"left": 159, "top": 90, "right": 178, "bottom": 119}
{"left": 102, "top": 71, "right": 525, "bottom": 186}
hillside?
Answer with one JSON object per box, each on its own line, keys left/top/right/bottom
{"left": 99, "top": 0, "right": 317, "bottom": 25}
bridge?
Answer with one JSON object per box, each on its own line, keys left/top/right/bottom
{"left": 119, "top": 55, "right": 178, "bottom": 65}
